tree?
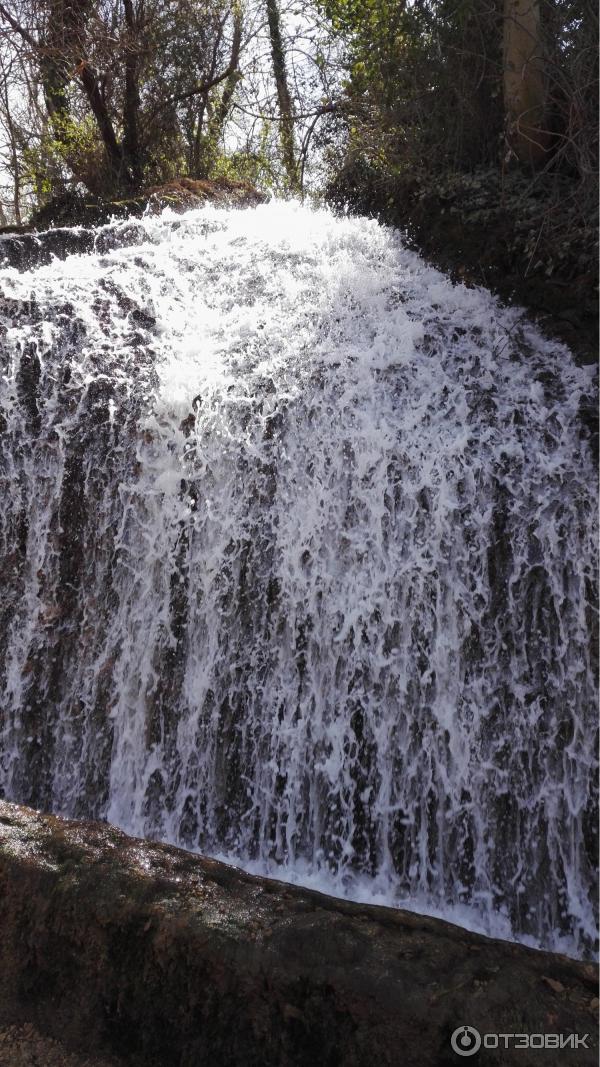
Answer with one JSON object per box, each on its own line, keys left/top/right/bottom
{"left": 0, "top": 0, "right": 341, "bottom": 214}
{"left": 265, "top": 0, "right": 298, "bottom": 192}
{"left": 503, "top": 0, "right": 550, "bottom": 165}
{"left": 0, "top": 0, "right": 247, "bottom": 197}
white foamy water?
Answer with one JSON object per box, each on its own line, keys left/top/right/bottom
{"left": 0, "top": 201, "right": 597, "bottom": 958}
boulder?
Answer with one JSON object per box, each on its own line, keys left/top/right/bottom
{"left": 0, "top": 801, "right": 597, "bottom": 1066}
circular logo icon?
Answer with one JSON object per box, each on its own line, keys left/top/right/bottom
{"left": 450, "top": 1025, "right": 482, "bottom": 1057}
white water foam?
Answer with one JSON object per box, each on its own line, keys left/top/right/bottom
{"left": 0, "top": 201, "right": 597, "bottom": 958}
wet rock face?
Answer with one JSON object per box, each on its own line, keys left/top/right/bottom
{"left": 0, "top": 801, "right": 597, "bottom": 1067}
{"left": 0, "top": 227, "right": 99, "bottom": 270}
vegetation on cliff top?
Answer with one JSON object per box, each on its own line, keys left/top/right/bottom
{"left": 0, "top": 1, "right": 597, "bottom": 342}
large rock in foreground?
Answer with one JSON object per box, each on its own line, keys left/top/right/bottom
{"left": 0, "top": 801, "right": 597, "bottom": 1066}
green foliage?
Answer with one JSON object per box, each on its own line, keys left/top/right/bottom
{"left": 321, "top": 0, "right": 598, "bottom": 327}
{"left": 329, "top": 153, "right": 598, "bottom": 301}
{"left": 322, "top": 0, "right": 503, "bottom": 174}
{"left": 21, "top": 114, "right": 111, "bottom": 205}
{"left": 412, "top": 167, "right": 597, "bottom": 282}
{"left": 211, "top": 143, "right": 278, "bottom": 193}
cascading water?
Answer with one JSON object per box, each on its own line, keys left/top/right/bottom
{"left": 0, "top": 202, "right": 597, "bottom": 958}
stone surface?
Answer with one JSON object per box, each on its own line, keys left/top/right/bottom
{"left": 0, "top": 800, "right": 597, "bottom": 1066}
{"left": 0, "top": 1024, "right": 119, "bottom": 1067}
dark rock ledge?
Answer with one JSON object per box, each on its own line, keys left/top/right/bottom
{"left": 0, "top": 800, "right": 597, "bottom": 1067}
{"left": 0, "top": 178, "right": 267, "bottom": 271}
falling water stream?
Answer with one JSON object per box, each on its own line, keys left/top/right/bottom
{"left": 0, "top": 202, "right": 597, "bottom": 958}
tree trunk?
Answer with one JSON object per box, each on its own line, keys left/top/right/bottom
{"left": 191, "top": 10, "right": 242, "bottom": 179}
{"left": 208, "top": 9, "right": 243, "bottom": 149}
{"left": 77, "top": 62, "right": 131, "bottom": 188}
{"left": 0, "top": 77, "right": 21, "bottom": 222}
{"left": 266, "top": 0, "right": 298, "bottom": 193}
{"left": 43, "top": 0, "right": 91, "bottom": 135}
{"left": 122, "top": 0, "right": 142, "bottom": 186}
{"left": 191, "top": 93, "right": 210, "bottom": 176}
{"left": 503, "top": 0, "right": 551, "bottom": 166}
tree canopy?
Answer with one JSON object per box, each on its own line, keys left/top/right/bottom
{"left": 0, "top": 0, "right": 596, "bottom": 305}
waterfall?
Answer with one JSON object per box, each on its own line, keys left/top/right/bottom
{"left": 0, "top": 201, "right": 597, "bottom": 958}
